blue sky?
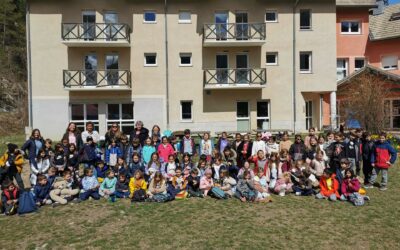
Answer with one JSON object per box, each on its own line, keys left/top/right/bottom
{"left": 390, "top": 0, "right": 400, "bottom": 4}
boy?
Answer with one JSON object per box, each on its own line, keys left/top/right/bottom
{"left": 50, "top": 170, "right": 80, "bottom": 206}
{"left": 180, "top": 129, "right": 196, "bottom": 156}
{"left": 346, "top": 132, "right": 362, "bottom": 176}
{"left": 80, "top": 168, "right": 100, "bottom": 201}
{"left": 316, "top": 169, "right": 340, "bottom": 201}
{"left": 366, "top": 132, "right": 397, "bottom": 191}
{"left": 1, "top": 180, "right": 19, "bottom": 215}
{"left": 187, "top": 168, "right": 202, "bottom": 197}
{"left": 336, "top": 158, "right": 351, "bottom": 189}
{"left": 115, "top": 173, "right": 130, "bottom": 198}
{"left": 126, "top": 138, "right": 142, "bottom": 165}
{"left": 361, "top": 132, "right": 375, "bottom": 185}
{"left": 329, "top": 132, "right": 347, "bottom": 172}
{"left": 79, "top": 136, "right": 97, "bottom": 168}
{"left": 47, "top": 166, "right": 57, "bottom": 186}
{"left": 0, "top": 143, "right": 25, "bottom": 189}
{"left": 34, "top": 174, "right": 52, "bottom": 206}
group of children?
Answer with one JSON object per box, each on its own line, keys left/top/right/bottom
{"left": 0, "top": 124, "right": 397, "bottom": 215}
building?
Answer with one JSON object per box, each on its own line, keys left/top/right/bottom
{"left": 26, "top": 0, "right": 338, "bottom": 139}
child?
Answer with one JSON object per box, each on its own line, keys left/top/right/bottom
{"left": 95, "top": 160, "right": 109, "bottom": 183}
{"left": 79, "top": 136, "right": 97, "bottom": 168}
{"left": 337, "top": 158, "right": 351, "bottom": 189}
{"left": 346, "top": 132, "right": 361, "bottom": 175}
{"left": 115, "top": 173, "right": 130, "bottom": 198}
{"left": 316, "top": 169, "right": 340, "bottom": 201}
{"left": 152, "top": 134, "right": 161, "bottom": 149}
{"left": 367, "top": 132, "right": 397, "bottom": 191}
{"left": 171, "top": 168, "right": 188, "bottom": 197}
{"left": 289, "top": 134, "right": 306, "bottom": 161}
{"left": 279, "top": 131, "right": 292, "bottom": 152}
{"left": 66, "top": 144, "right": 79, "bottom": 175}
{"left": 310, "top": 149, "right": 327, "bottom": 179}
{"left": 211, "top": 153, "right": 225, "bottom": 183}
{"left": 80, "top": 168, "right": 100, "bottom": 201}
{"left": 304, "top": 127, "right": 316, "bottom": 148}
{"left": 200, "top": 168, "right": 214, "bottom": 197}
{"left": 219, "top": 169, "right": 237, "bottom": 197}
{"left": 30, "top": 149, "right": 50, "bottom": 186}
{"left": 170, "top": 135, "right": 181, "bottom": 160}
{"left": 162, "top": 154, "right": 178, "bottom": 180}
{"left": 46, "top": 166, "right": 57, "bottom": 186}
{"left": 187, "top": 168, "right": 203, "bottom": 197}
{"left": 129, "top": 170, "right": 147, "bottom": 200}
{"left": 1, "top": 180, "right": 19, "bottom": 215}
{"left": 0, "top": 143, "right": 25, "bottom": 189}
{"left": 33, "top": 174, "right": 52, "bottom": 206}
{"left": 235, "top": 170, "right": 258, "bottom": 202}
{"left": 266, "top": 136, "right": 280, "bottom": 155}
{"left": 251, "top": 150, "right": 269, "bottom": 176}
{"left": 129, "top": 153, "right": 145, "bottom": 177}
{"left": 340, "top": 169, "right": 360, "bottom": 201}
{"left": 119, "top": 135, "right": 130, "bottom": 165}
{"left": 106, "top": 139, "right": 122, "bottom": 169}
{"left": 53, "top": 143, "right": 66, "bottom": 175}
{"left": 44, "top": 138, "right": 54, "bottom": 158}
{"left": 147, "top": 171, "right": 168, "bottom": 199}
{"left": 115, "top": 157, "right": 130, "bottom": 178}
{"left": 99, "top": 170, "right": 117, "bottom": 198}
{"left": 362, "top": 132, "right": 375, "bottom": 185}
{"left": 217, "top": 131, "right": 229, "bottom": 154}
{"left": 222, "top": 147, "right": 237, "bottom": 167}
{"left": 157, "top": 136, "right": 175, "bottom": 163}
{"left": 254, "top": 170, "right": 270, "bottom": 200}
{"left": 279, "top": 149, "right": 292, "bottom": 173}
{"left": 146, "top": 153, "right": 162, "bottom": 182}
{"left": 50, "top": 170, "right": 80, "bottom": 205}
{"left": 180, "top": 129, "right": 196, "bottom": 156}
{"left": 274, "top": 172, "right": 293, "bottom": 197}
{"left": 237, "top": 161, "right": 255, "bottom": 180}
{"left": 329, "top": 132, "right": 347, "bottom": 172}
{"left": 142, "top": 137, "right": 156, "bottom": 165}
{"left": 126, "top": 138, "right": 142, "bottom": 165}
{"left": 268, "top": 152, "right": 280, "bottom": 189}
{"left": 291, "top": 161, "right": 313, "bottom": 196}
{"left": 252, "top": 132, "right": 267, "bottom": 157}
{"left": 237, "top": 134, "right": 252, "bottom": 168}
{"left": 200, "top": 132, "right": 213, "bottom": 162}
{"left": 196, "top": 159, "right": 207, "bottom": 177}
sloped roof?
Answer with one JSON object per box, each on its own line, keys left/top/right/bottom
{"left": 369, "top": 3, "right": 400, "bottom": 41}
{"left": 337, "top": 64, "right": 400, "bottom": 87}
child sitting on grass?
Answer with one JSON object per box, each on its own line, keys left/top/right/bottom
{"left": 315, "top": 169, "right": 340, "bottom": 201}
{"left": 129, "top": 170, "right": 147, "bottom": 201}
{"left": 147, "top": 172, "right": 167, "bottom": 199}
{"left": 291, "top": 160, "right": 313, "bottom": 196}
{"left": 200, "top": 168, "right": 214, "bottom": 197}
{"left": 273, "top": 172, "right": 293, "bottom": 197}
{"left": 146, "top": 153, "right": 162, "bottom": 182}
{"left": 171, "top": 168, "right": 188, "bottom": 199}
{"left": 237, "top": 161, "right": 255, "bottom": 180}
{"left": 34, "top": 174, "right": 52, "bottom": 206}
{"left": 80, "top": 168, "right": 100, "bottom": 201}
{"left": 340, "top": 169, "right": 360, "bottom": 201}
{"left": 219, "top": 169, "right": 237, "bottom": 198}
{"left": 99, "top": 170, "right": 117, "bottom": 199}
{"left": 254, "top": 170, "right": 270, "bottom": 200}
{"left": 115, "top": 173, "right": 130, "bottom": 199}
{"left": 236, "top": 170, "right": 258, "bottom": 202}
{"left": 1, "top": 180, "right": 19, "bottom": 215}
{"left": 95, "top": 161, "right": 109, "bottom": 183}
{"left": 50, "top": 170, "right": 80, "bottom": 206}
{"left": 187, "top": 168, "right": 203, "bottom": 197}
{"left": 162, "top": 154, "right": 178, "bottom": 180}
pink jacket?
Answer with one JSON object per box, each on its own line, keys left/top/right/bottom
{"left": 157, "top": 143, "right": 175, "bottom": 163}
{"left": 274, "top": 178, "right": 293, "bottom": 193}
{"left": 341, "top": 178, "right": 360, "bottom": 196}
{"left": 200, "top": 176, "right": 214, "bottom": 190}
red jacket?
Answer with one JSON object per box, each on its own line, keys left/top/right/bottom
{"left": 251, "top": 156, "right": 269, "bottom": 176}
{"left": 319, "top": 174, "right": 340, "bottom": 198}
{"left": 157, "top": 143, "right": 175, "bottom": 163}
{"left": 341, "top": 177, "right": 360, "bottom": 197}
{"left": 371, "top": 141, "right": 397, "bottom": 169}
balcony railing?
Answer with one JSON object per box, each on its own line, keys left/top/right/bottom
{"left": 63, "top": 70, "right": 131, "bottom": 90}
{"left": 62, "top": 23, "right": 130, "bottom": 43}
{"left": 204, "top": 68, "right": 266, "bottom": 88}
{"left": 203, "top": 23, "right": 266, "bottom": 45}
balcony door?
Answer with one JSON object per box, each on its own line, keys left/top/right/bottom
{"left": 215, "top": 12, "right": 228, "bottom": 40}
{"left": 84, "top": 54, "right": 97, "bottom": 86}
{"left": 106, "top": 54, "right": 119, "bottom": 85}
{"left": 104, "top": 12, "right": 118, "bottom": 41}
{"left": 236, "top": 54, "right": 249, "bottom": 84}
{"left": 236, "top": 12, "right": 248, "bottom": 40}
{"left": 237, "top": 101, "right": 250, "bottom": 131}
{"left": 82, "top": 11, "right": 96, "bottom": 40}
{"left": 216, "top": 54, "right": 228, "bottom": 84}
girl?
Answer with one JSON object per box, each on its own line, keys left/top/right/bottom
{"left": 237, "top": 161, "right": 255, "bottom": 180}
{"left": 212, "top": 153, "right": 225, "bottom": 183}
{"left": 129, "top": 153, "right": 145, "bottom": 177}
{"left": 119, "top": 135, "right": 130, "bottom": 166}
{"left": 105, "top": 122, "right": 122, "bottom": 147}
{"left": 310, "top": 149, "right": 327, "bottom": 178}
{"left": 200, "top": 168, "right": 214, "bottom": 197}
{"left": 279, "top": 131, "right": 292, "bottom": 152}
{"left": 199, "top": 132, "right": 214, "bottom": 163}
{"left": 115, "top": 173, "right": 130, "bottom": 199}
{"left": 152, "top": 134, "right": 161, "bottom": 149}
{"left": 141, "top": 137, "right": 156, "bottom": 165}
{"left": 80, "top": 168, "right": 100, "bottom": 201}
{"left": 340, "top": 169, "right": 361, "bottom": 201}
{"left": 53, "top": 143, "right": 66, "bottom": 175}
{"left": 115, "top": 157, "right": 130, "bottom": 178}
{"left": 237, "top": 134, "right": 252, "bottom": 168}
{"left": 129, "top": 170, "right": 147, "bottom": 200}
{"left": 170, "top": 135, "right": 181, "bottom": 159}
{"left": 95, "top": 161, "right": 109, "bottom": 183}
{"left": 146, "top": 152, "right": 162, "bottom": 182}
{"left": 30, "top": 149, "right": 50, "bottom": 186}
{"left": 21, "top": 129, "right": 45, "bottom": 170}
{"left": 106, "top": 139, "right": 122, "bottom": 169}
{"left": 266, "top": 136, "right": 280, "bottom": 155}
{"left": 157, "top": 136, "right": 175, "bottom": 163}
{"left": 231, "top": 133, "right": 243, "bottom": 153}
{"left": 291, "top": 160, "right": 313, "bottom": 196}
{"left": 236, "top": 170, "right": 258, "bottom": 202}
{"left": 99, "top": 170, "right": 117, "bottom": 199}
{"left": 254, "top": 170, "right": 270, "bottom": 201}
{"left": 274, "top": 172, "right": 293, "bottom": 197}
{"left": 316, "top": 169, "right": 340, "bottom": 201}
{"left": 44, "top": 139, "right": 54, "bottom": 159}
{"left": 66, "top": 144, "right": 80, "bottom": 182}
{"left": 147, "top": 171, "right": 167, "bottom": 199}
{"left": 304, "top": 127, "right": 316, "bottom": 148}
{"left": 219, "top": 169, "right": 237, "bottom": 197}
{"left": 171, "top": 168, "right": 188, "bottom": 198}
{"left": 61, "top": 122, "right": 83, "bottom": 150}
{"left": 126, "top": 138, "right": 142, "bottom": 165}
{"left": 151, "top": 125, "right": 162, "bottom": 138}
{"left": 305, "top": 136, "right": 319, "bottom": 163}
{"left": 197, "top": 159, "right": 207, "bottom": 177}
{"left": 268, "top": 152, "right": 281, "bottom": 189}
{"left": 222, "top": 147, "right": 237, "bottom": 167}
{"left": 162, "top": 154, "right": 178, "bottom": 180}
{"left": 279, "top": 149, "right": 292, "bottom": 173}
{"left": 251, "top": 150, "right": 268, "bottom": 176}
{"left": 251, "top": 132, "right": 266, "bottom": 157}
{"left": 317, "top": 135, "right": 329, "bottom": 161}
{"left": 216, "top": 132, "right": 229, "bottom": 154}
{"left": 289, "top": 134, "right": 306, "bottom": 161}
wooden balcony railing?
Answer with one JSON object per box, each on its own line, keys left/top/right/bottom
{"left": 203, "top": 23, "right": 266, "bottom": 41}
{"left": 204, "top": 68, "right": 266, "bottom": 86}
{"left": 62, "top": 23, "right": 130, "bottom": 42}
{"left": 63, "top": 70, "right": 131, "bottom": 89}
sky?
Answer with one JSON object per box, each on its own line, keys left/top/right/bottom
{"left": 390, "top": 0, "right": 400, "bottom": 4}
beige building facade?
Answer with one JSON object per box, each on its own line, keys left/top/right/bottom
{"left": 27, "top": 0, "right": 338, "bottom": 138}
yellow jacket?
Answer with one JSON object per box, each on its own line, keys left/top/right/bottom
{"left": 129, "top": 178, "right": 147, "bottom": 198}
{"left": 0, "top": 152, "right": 25, "bottom": 173}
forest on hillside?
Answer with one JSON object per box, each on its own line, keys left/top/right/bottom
{"left": 0, "top": 0, "right": 27, "bottom": 135}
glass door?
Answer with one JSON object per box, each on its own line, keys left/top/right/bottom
{"left": 236, "top": 12, "right": 248, "bottom": 40}
{"left": 106, "top": 54, "right": 119, "bottom": 85}
{"left": 237, "top": 101, "right": 250, "bottom": 131}
{"left": 306, "top": 101, "right": 313, "bottom": 130}
{"left": 84, "top": 54, "right": 97, "bottom": 86}
{"left": 215, "top": 12, "right": 228, "bottom": 40}
{"left": 236, "top": 54, "right": 249, "bottom": 84}
{"left": 82, "top": 11, "right": 96, "bottom": 40}
{"left": 104, "top": 12, "right": 118, "bottom": 41}
{"left": 216, "top": 54, "right": 228, "bottom": 84}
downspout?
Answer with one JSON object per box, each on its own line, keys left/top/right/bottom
{"left": 26, "top": 1, "right": 33, "bottom": 129}
{"left": 292, "top": 0, "right": 300, "bottom": 134}
{"left": 164, "top": 0, "right": 170, "bottom": 129}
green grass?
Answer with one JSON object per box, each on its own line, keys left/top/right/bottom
{"left": 0, "top": 134, "right": 25, "bottom": 153}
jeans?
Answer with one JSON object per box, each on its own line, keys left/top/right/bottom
{"left": 115, "top": 191, "right": 130, "bottom": 198}
{"left": 363, "top": 161, "right": 373, "bottom": 184}
{"left": 316, "top": 192, "right": 337, "bottom": 201}
{"left": 79, "top": 189, "right": 100, "bottom": 201}
{"left": 369, "top": 167, "right": 388, "bottom": 187}
{"left": 293, "top": 186, "right": 314, "bottom": 196}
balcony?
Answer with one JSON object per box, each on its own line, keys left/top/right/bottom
{"left": 63, "top": 70, "right": 131, "bottom": 91}
{"left": 203, "top": 68, "right": 266, "bottom": 89}
{"left": 203, "top": 23, "right": 266, "bottom": 47}
{"left": 62, "top": 23, "right": 131, "bottom": 47}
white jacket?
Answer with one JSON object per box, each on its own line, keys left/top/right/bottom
{"left": 252, "top": 140, "right": 266, "bottom": 156}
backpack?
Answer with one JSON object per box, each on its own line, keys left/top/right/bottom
{"left": 152, "top": 193, "right": 171, "bottom": 203}
{"left": 211, "top": 187, "right": 226, "bottom": 199}
{"left": 18, "top": 191, "right": 37, "bottom": 215}
{"left": 349, "top": 192, "right": 365, "bottom": 206}
{"left": 131, "top": 189, "right": 146, "bottom": 202}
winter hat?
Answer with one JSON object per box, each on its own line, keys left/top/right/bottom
{"left": 7, "top": 143, "right": 18, "bottom": 153}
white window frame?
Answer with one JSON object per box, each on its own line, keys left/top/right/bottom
{"left": 340, "top": 20, "right": 361, "bottom": 35}
{"left": 106, "top": 103, "right": 135, "bottom": 132}
{"left": 300, "top": 9, "right": 312, "bottom": 30}
{"left": 179, "top": 53, "right": 192, "bottom": 67}
{"left": 180, "top": 101, "right": 193, "bottom": 122}
{"left": 382, "top": 55, "right": 399, "bottom": 70}
{"left": 143, "top": 11, "right": 157, "bottom": 23}
{"left": 266, "top": 52, "right": 278, "bottom": 66}
{"left": 257, "top": 100, "right": 270, "bottom": 130}
{"left": 337, "top": 58, "right": 348, "bottom": 81}
{"left": 178, "top": 11, "right": 191, "bottom": 24}
{"left": 265, "top": 10, "right": 278, "bottom": 23}
{"left": 144, "top": 53, "right": 157, "bottom": 67}
{"left": 300, "top": 52, "right": 312, "bottom": 73}
{"left": 69, "top": 103, "right": 99, "bottom": 131}
{"left": 354, "top": 58, "right": 365, "bottom": 71}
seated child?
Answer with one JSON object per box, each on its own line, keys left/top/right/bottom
{"left": 115, "top": 173, "right": 130, "bottom": 198}
{"left": 53, "top": 144, "right": 66, "bottom": 175}
{"left": 80, "top": 168, "right": 100, "bottom": 201}
{"left": 145, "top": 153, "right": 162, "bottom": 182}
{"left": 171, "top": 168, "right": 188, "bottom": 198}
{"left": 115, "top": 157, "right": 130, "bottom": 179}
{"left": 291, "top": 161, "right": 313, "bottom": 196}
{"left": 187, "top": 168, "right": 203, "bottom": 197}
{"left": 268, "top": 152, "right": 280, "bottom": 189}
{"left": 310, "top": 150, "right": 327, "bottom": 179}
{"left": 1, "top": 180, "right": 19, "bottom": 215}
{"left": 0, "top": 143, "right": 25, "bottom": 189}
{"left": 147, "top": 171, "right": 167, "bottom": 199}
{"left": 340, "top": 169, "right": 361, "bottom": 201}
{"left": 316, "top": 169, "right": 340, "bottom": 201}
{"left": 212, "top": 154, "right": 226, "bottom": 184}
{"left": 50, "top": 170, "right": 80, "bottom": 205}
{"left": 337, "top": 158, "right": 351, "bottom": 189}
{"left": 30, "top": 149, "right": 50, "bottom": 186}
{"left": 235, "top": 170, "right": 258, "bottom": 202}
{"left": 129, "top": 153, "right": 145, "bottom": 176}
{"left": 129, "top": 170, "right": 147, "bottom": 200}
{"left": 196, "top": 159, "right": 207, "bottom": 177}
{"left": 279, "top": 149, "right": 292, "bottom": 173}
{"left": 219, "top": 169, "right": 237, "bottom": 197}
{"left": 46, "top": 166, "right": 57, "bottom": 186}
{"left": 33, "top": 174, "right": 52, "bottom": 206}
{"left": 274, "top": 172, "right": 293, "bottom": 197}
{"left": 200, "top": 168, "right": 214, "bottom": 197}
{"left": 95, "top": 160, "right": 109, "bottom": 183}
{"left": 254, "top": 170, "right": 270, "bottom": 200}
{"left": 99, "top": 170, "right": 117, "bottom": 199}
{"left": 237, "top": 161, "right": 255, "bottom": 180}
{"left": 162, "top": 154, "right": 178, "bottom": 180}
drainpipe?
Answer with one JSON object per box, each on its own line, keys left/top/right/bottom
{"left": 164, "top": 0, "right": 170, "bottom": 129}
{"left": 292, "top": 0, "right": 300, "bottom": 134}
{"left": 26, "top": 1, "right": 33, "bottom": 129}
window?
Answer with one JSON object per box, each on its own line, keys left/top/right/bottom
{"left": 107, "top": 103, "right": 134, "bottom": 134}
{"left": 179, "top": 11, "right": 191, "bottom": 23}
{"left": 337, "top": 59, "right": 348, "bottom": 81}
{"left": 266, "top": 52, "right": 278, "bottom": 65}
{"left": 354, "top": 58, "right": 365, "bottom": 71}
{"left": 265, "top": 10, "right": 278, "bottom": 22}
{"left": 257, "top": 101, "right": 270, "bottom": 130}
{"left": 341, "top": 21, "right": 361, "bottom": 34}
{"left": 179, "top": 53, "right": 192, "bottom": 66}
{"left": 237, "top": 101, "right": 249, "bottom": 131}
{"left": 305, "top": 101, "right": 313, "bottom": 130}
{"left": 300, "top": 9, "right": 312, "bottom": 30}
{"left": 70, "top": 104, "right": 99, "bottom": 131}
{"left": 382, "top": 55, "right": 398, "bottom": 70}
{"left": 384, "top": 99, "right": 400, "bottom": 129}
{"left": 144, "top": 11, "right": 156, "bottom": 23}
{"left": 181, "top": 101, "right": 192, "bottom": 121}
{"left": 144, "top": 53, "right": 157, "bottom": 66}
{"left": 300, "top": 52, "right": 312, "bottom": 73}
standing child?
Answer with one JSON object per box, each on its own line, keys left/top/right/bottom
{"left": 237, "top": 134, "right": 253, "bottom": 168}
{"left": 279, "top": 149, "right": 292, "bottom": 173}
{"left": 289, "top": 134, "right": 307, "bottom": 161}
{"left": 142, "top": 137, "right": 156, "bottom": 165}
{"left": 34, "top": 174, "right": 52, "bottom": 206}
{"left": 235, "top": 170, "right": 258, "bottom": 202}
{"left": 115, "top": 157, "right": 130, "bottom": 178}
{"left": 115, "top": 173, "right": 130, "bottom": 198}
{"left": 119, "top": 135, "right": 130, "bottom": 165}
{"left": 66, "top": 144, "right": 79, "bottom": 175}
{"left": 268, "top": 152, "right": 280, "bottom": 189}
{"left": 1, "top": 180, "right": 19, "bottom": 215}
{"left": 44, "top": 139, "right": 54, "bottom": 159}
{"left": 212, "top": 153, "right": 225, "bottom": 183}
{"left": 106, "top": 139, "right": 122, "bottom": 170}
{"left": 310, "top": 149, "right": 327, "bottom": 179}
{"left": 80, "top": 168, "right": 100, "bottom": 201}
{"left": 53, "top": 143, "right": 66, "bottom": 175}
{"left": 316, "top": 169, "right": 340, "bottom": 201}
{"left": 99, "top": 170, "right": 117, "bottom": 199}
{"left": 200, "top": 132, "right": 214, "bottom": 163}
{"left": 216, "top": 132, "right": 229, "bottom": 154}
{"left": 200, "top": 168, "right": 214, "bottom": 197}
{"left": 50, "top": 170, "right": 80, "bottom": 206}
{"left": 252, "top": 132, "right": 267, "bottom": 157}
{"left": 361, "top": 132, "right": 375, "bottom": 185}
{"left": 126, "top": 138, "right": 142, "bottom": 165}
{"left": 180, "top": 129, "right": 196, "bottom": 156}
{"left": 279, "top": 132, "right": 292, "bottom": 152}
{"left": 79, "top": 136, "right": 97, "bottom": 168}
{"left": 129, "top": 170, "right": 147, "bottom": 201}
{"left": 180, "top": 153, "right": 194, "bottom": 170}
{"left": 30, "top": 149, "right": 50, "bottom": 186}
{"left": 0, "top": 143, "right": 25, "bottom": 189}
{"left": 266, "top": 136, "right": 280, "bottom": 155}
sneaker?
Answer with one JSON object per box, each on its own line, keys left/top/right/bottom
{"left": 279, "top": 191, "right": 286, "bottom": 197}
{"left": 379, "top": 186, "right": 387, "bottom": 191}
{"left": 295, "top": 192, "right": 301, "bottom": 196}
{"left": 52, "top": 202, "right": 61, "bottom": 208}
{"left": 364, "top": 196, "right": 370, "bottom": 201}
{"left": 364, "top": 184, "right": 374, "bottom": 189}
{"left": 70, "top": 198, "right": 81, "bottom": 204}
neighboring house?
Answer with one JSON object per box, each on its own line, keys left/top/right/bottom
{"left": 26, "top": 0, "right": 340, "bottom": 138}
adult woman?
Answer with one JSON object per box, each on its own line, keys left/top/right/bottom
{"left": 61, "top": 122, "right": 83, "bottom": 150}
{"left": 151, "top": 125, "right": 161, "bottom": 138}
{"left": 81, "top": 122, "right": 100, "bottom": 144}
{"left": 130, "top": 121, "right": 149, "bottom": 146}
{"left": 105, "top": 122, "right": 123, "bottom": 146}
{"left": 21, "top": 129, "right": 45, "bottom": 168}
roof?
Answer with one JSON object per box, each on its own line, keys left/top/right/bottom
{"left": 336, "top": 0, "right": 377, "bottom": 7}
{"left": 337, "top": 64, "right": 400, "bottom": 87}
{"left": 369, "top": 3, "right": 400, "bottom": 41}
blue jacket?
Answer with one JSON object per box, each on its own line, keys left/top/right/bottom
{"left": 95, "top": 165, "right": 109, "bottom": 179}
{"left": 106, "top": 146, "right": 122, "bottom": 164}
{"left": 142, "top": 145, "right": 156, "bottom": 165}
{"left": 34, "top": 182, "right": 51, "bottom": 202}
{"left": 21, "top": 138, "right": 45, "bottom": 160}
{"left": 126, "top": 144, "right": 143, "bottom": 165}
{"left": 129, "top": 161, "right": 145, "bottom": 176}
